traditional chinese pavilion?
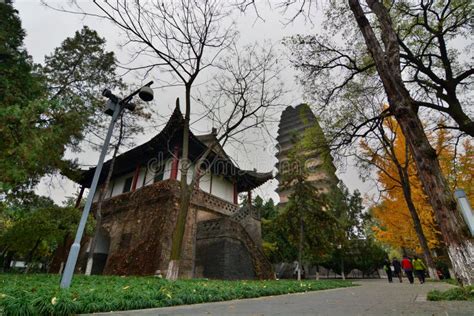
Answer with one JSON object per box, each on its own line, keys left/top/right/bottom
{"left": 64, "top": 105, "right": 273, "bottom": 279}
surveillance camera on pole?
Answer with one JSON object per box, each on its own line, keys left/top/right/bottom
{"left": 60, "top": 81, "right": 154, "bottom": 289}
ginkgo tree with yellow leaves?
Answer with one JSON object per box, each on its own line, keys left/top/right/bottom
{"left": 360, "top": 116, "right": 473, "bottom": 280}
{"left": 359, "top": 117, "right": 438, "bottom": 279}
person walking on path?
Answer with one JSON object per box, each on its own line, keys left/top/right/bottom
{"left": 383, "top": 258, "right": 393, "bottom": 283}
{"left": 392, "top": 257, "right": 403, "bottom": 283}
{"left": 413, "top": 256, "right": 427, "bottom": 284}
{"left": 401, "top": 255, "right": 414, "bottom": 284}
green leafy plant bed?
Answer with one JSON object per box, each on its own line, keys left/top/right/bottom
{"left": 0, "top": 274, "right": 353, "bottom": 315}
{"left": 427, "top": 286, "right": 474, "bottom": 301}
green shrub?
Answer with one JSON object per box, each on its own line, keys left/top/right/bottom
{"left": 427, "top": 286, "right": 474, "bottom": 301}
{"left": 0, "top": 274, "right": 353, "bottom": 315}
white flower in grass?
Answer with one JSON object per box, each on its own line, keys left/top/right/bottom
{"left": 51, "top": 297, "right": 57, "bottom": 305}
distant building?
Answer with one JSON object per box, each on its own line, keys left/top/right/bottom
{"left": 52, "top": 105, "right": 274, "bottom": 280}
{"left": 275, "top": 104, "right": 338, "bottom": 205}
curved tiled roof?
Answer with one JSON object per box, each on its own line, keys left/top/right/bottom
{"left": 77, "top": 104, "right": 272, "bottom": 192}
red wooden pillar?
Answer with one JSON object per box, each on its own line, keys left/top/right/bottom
{"left": 247, "top": 190, "right": 252, "bottom": 205}
{"left": 233, "top": 182, "right": 238, "bottom": 204}
{"left": 170, "top": 146, "right": 179, "bottom": 180}
{"left": 131, "top": 164, "right": 141, "bottom": 191}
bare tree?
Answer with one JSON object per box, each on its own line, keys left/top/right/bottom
{"left": 166, "top": 42, "right": 284, "bottom": 279}
{"left": 239, "top": 0, "right": 474, "bottom": 285}
{"left": 395, "top": 0, "right": 474, "bottom": 136}
{"left": 54, "top": 0, "right": 285, "bottom": 279}
{"left": 347, "top": 0, "right": 473, "bottom": 285}
{"left": 71, "top": 0, "right": 236, "bottom": 280}
{"left": 284, "top": 0, "right": 474, "bottom": 137}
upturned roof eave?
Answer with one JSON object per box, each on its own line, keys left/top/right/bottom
{"left": 76, "top": 105, "right": 273, "bottom": 190}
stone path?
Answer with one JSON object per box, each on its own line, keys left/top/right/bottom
{"left": 90, "top": 279, "right": 474, "bottom": 315}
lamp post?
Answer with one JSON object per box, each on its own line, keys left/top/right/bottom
{"left": 60, "top": 82, "right": 154, "bottom": 289}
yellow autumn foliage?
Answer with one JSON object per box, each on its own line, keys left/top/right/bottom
{"left": 364, "top": 118, "right": 473, "bottom": 253}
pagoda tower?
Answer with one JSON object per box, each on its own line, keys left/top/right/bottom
{"left": 275, "top": 104, "right": 338, "bottom": 205}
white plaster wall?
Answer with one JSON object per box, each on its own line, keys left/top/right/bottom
{"left": 199, "top": 172, "right": 211, "bottom": 193}
{"left": 110, "top": 172, "right": 134, "bottom": 197}
{"left": 135, "top": 158, "right": 176, "bottom": 185}
{"left": 211, "top": 175, "right": 234, "bottom": 202}
{"left": 91, "top": 160, "right": 235, "bottom": 203}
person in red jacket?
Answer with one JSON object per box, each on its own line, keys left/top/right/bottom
{"left": 401, "top": 255, "right": 414, "bottom": 284}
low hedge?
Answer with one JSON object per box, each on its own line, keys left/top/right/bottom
{"left": 427, "top": 285, "right": 474, "bottom": 301}
{"left": 0, "top": 274, "right": 353, "bottom": 315}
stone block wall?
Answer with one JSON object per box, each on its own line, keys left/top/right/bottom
{"left": 56, "top": 179, "right": 271, "bottom": 280}
{"left": 97, "top": 180, "right": 197, "bottom": 277}
{"left": 195, "top": 217, "right": 274, "bottom": 280}
{"left": 195, "top": 238, "right": 255, "bottom": 280}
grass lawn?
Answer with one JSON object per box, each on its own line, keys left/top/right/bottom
{"left": 0, "top": 274, "right": 353, "bottom": 315}
{"left": 427, "top": 285, "right": 474, "bottom": 301}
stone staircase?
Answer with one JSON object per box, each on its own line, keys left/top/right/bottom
{"left": 196, "top": 217, "right": 274, "bottom": 280}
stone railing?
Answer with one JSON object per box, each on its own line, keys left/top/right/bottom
{"left": 192, "top": 190, "right": 239, "bottom": 216}
{"left": 230, "top": 205, "right": 260, "bottom": 223}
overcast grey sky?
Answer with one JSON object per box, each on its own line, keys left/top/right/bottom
{"left": 14, "top": 0, "right": 373, "bottom": 204}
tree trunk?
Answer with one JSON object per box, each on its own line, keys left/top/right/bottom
{"left": 378, "top": 113, "right": 440, "bottom": 280}
{"left": 24, "top": 238, "right": 41, "bottom": 273}
{"left": 167, "top": 188, "right": 192, "bottom": 280}
{"left": 167, "top": 90, "right": 192, "bottom": 280}
{"left": 297, "top": 216, "right": 303, "bottom": 281}
{"left": 341, "top": 253, "right": 345, "bottom": 280}
{"left": 2, "top": 251, "right": 13, "bottom": 272}
{"left": 401, "top": 179, "right": 439, "bottom": 280}
{"left": 395, "top": 107, "right": 474, "bottom": 285}
{"left": 166, "top": 90, "right": 228, "bottom": 280}
{"left": 348, "top": 0, "right": 474, "bottom": 285}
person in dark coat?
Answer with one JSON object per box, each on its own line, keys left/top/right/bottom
{"left": 383, "top": 258, "right": 393, "bottom": 283}
{"left": 392, "top": 257, "right": 403, "bottom": 283}
{"left": 401, "top": 255, "right": 414, "bottom": 284}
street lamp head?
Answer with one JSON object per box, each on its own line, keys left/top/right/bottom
{"left": 102, "top": 89, "right": 119, "bottom": 103}
{"left": 139, "top": 86, "right": 154, "bottom": 102}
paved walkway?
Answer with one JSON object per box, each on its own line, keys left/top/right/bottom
{"left": 91, "top": 279, "right": 474, "bottom": 316}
